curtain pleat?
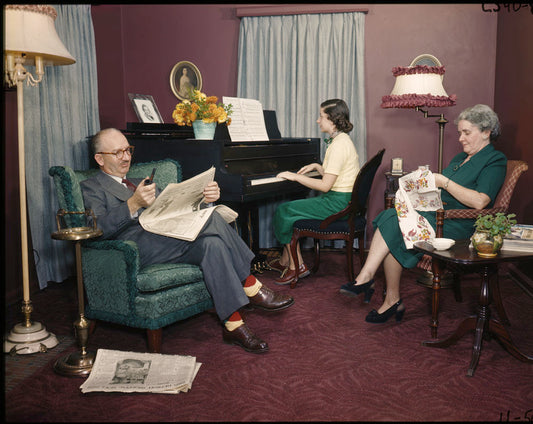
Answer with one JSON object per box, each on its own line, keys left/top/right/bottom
{"left": 237, "top": 12, "right": 366, "bottom": 248}
{"left": 22, "top": 5, "right": 100, "bottom": 288}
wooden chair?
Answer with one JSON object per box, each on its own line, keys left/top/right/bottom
{"left": 419, "top": 160, "right": 529, "bottom": 337}
{"left": 287, "top": 149, "right": 385, "bottom": 288}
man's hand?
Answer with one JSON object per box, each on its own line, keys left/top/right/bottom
{"left": 203, "top": 181, "right": 220, "bottom": 203}
{"left": 127, "top": 177, "right": 156, "bottom": 214}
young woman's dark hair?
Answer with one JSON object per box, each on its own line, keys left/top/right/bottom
{"left": 321, "top": 99, "right": 354, "bottom": 133}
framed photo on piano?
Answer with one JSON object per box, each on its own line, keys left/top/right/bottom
{"left": 170, "top": 60, "right": 203, "bottom": 101}
{"left": 128, "top": 93, "right": 163, "bottom": 124}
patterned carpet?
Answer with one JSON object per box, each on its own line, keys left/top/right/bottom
{"left": 4, "top": 334, "right": 75, "bottom": 395}
{"left": 4, "top": 249, "right": 533, "bottom": 422}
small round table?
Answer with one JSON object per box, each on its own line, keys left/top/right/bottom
{"left": 51, "top": 225, "right": 102, "bottom": 377}
{"left": 414, "top": 239, "right": 533, "bottom": 376}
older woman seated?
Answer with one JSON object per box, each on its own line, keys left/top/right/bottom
{"left": 340, "top": 104, "right": 507, "bottom": 323}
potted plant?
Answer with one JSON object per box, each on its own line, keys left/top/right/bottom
{"left": 471, "top": 212, "right": 517, "bottom": 257}
{"left": 172, "top": 89, "right": 232, "bottom": 140}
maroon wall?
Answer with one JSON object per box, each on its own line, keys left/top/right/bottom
{"left": 364, "top": 4, "right": 501, "bottom": 236}
{"left": 91, "top": 4, "right": 242, "bottom": 129}
{"left": 494, "top": 9, "right": 533, "bottom": 224}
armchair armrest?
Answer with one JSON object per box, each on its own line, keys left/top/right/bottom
{"left": 443, "top": 207, "right": 507, "bottom": 220}
{"left": 435, "top": 206, "right": 508, "bottom": 239}
{"left": 81, "top": 239, "right": 141, "bottom": 317}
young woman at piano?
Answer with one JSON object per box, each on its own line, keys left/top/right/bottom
{"left": 271, "top": 98, "right": 360, "bottom": 285}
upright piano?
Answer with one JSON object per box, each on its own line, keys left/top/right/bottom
{"left": 123, "top": 112, "right": 321, "bottom": 265}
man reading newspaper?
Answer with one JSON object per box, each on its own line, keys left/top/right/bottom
{"left": 81, "top": 128, "right": 294, "bottom": 354}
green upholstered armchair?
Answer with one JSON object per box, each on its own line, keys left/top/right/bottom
{"left": 49, "top": 159, "right": 214, "bottom": 353}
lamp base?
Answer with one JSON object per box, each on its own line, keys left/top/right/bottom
{"left": 54, "top": 349, "right": 96, "bottom": 377}
{"left": 4, "top": 321, "right": 59, "bottom": 355}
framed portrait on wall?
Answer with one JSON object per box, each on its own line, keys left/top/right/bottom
{"left": 170, "top": 61, "right": 203, "bottom": 101}
{"left": 128, "top": 93, "right": 163, "bottom": 123}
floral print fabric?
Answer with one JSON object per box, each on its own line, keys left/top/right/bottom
{"left": 395, "top": 169, "right": 443, "bottom": 248}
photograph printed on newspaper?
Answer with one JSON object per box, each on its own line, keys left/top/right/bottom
{"left": 80, "top": 349, "right": 201, "bottom": 394}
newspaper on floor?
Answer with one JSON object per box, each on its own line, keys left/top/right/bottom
{"left": 80, "top": 349, "right": 201, "bottom": 394}
{"left": 139, "top": 166, "right": 238, "bottom": 241}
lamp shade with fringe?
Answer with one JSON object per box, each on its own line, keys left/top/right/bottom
{"left": 381, "top": 65, "right": 456, "bottom": 109}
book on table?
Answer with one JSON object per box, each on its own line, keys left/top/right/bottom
{"left": 502, "top": 224, "right": 533, "bottom": 252}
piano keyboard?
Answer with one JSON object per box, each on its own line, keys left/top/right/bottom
{"left": 250, "top": 170, "right": 321, "bottom": 186}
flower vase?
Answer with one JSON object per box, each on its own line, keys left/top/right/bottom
{"left": 192, "top": 121, "right": 216, "bottom": 140}
{"left": 471, "top": 230, "right": 503, "bottom": 257}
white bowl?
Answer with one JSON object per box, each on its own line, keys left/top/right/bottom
{"left": 430, "top": 238, "right": 455, "bottom": 250}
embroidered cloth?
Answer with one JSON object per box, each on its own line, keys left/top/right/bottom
{"left": 394, "top": 169, "right": 443, "bottom": 249}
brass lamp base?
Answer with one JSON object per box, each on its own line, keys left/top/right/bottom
{"left": 416, "top": 270, "right": 455, "bottom": 288}
{"left": 4, "top": 321, "right": 59, "bottom": 355}
{"left": 54, "top": 349, "right": 96, "bottom": 377}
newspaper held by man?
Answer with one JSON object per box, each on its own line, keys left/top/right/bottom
{"left": 79, "top": 349, "right": 201, "bottom": 394}
{"left": 139, "top": 166, "right": 238, "bottom": 241}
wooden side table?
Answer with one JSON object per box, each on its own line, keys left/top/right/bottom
{"left": 51, "top": 210, "right": 102, "bottom": 377}
{"left": 414, "top": 239, "right": 533, "bottom": 376}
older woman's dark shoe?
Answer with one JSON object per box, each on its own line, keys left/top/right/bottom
{"left": 223, "top": 323, "right": 269, "bottom": 353}
{"left": 365, "top": 299, "right": 405, "bottom": 323}
{"left": 339, "top": 279, "right": 375, "bottom": 303}
{"left": 249, "top": 285, "right": 294, "bottom": 311}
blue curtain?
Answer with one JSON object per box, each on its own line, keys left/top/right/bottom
{"left": 22, "top": 5, "right": 100, "bottom": 288}
{"left": 237, "top": 12, "right": 366, "bottom": 248}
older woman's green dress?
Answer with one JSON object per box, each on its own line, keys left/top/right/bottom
{"left": 374, "top": 144, "right": 507, "bottom": 268}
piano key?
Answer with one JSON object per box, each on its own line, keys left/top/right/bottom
{"left": 249, "top": 170, "right": 320, "bottom": 186}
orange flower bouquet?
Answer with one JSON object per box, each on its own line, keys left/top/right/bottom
{"left": 172, "top": 89, "right": 232, "bottom": 126}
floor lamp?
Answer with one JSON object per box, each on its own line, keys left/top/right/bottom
{"left": 4, "top": 4, "right": 76, "bottom": 354}
{"left": 381, "top": 54, "right": 456, "bottom": 286}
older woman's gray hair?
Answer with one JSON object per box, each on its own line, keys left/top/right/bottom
{"left": 454, "top": 104, "right": 501, "bottom": 141}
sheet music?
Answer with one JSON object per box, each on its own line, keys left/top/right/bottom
{"left": 223, "top": 96, "right": 270, "bottom": 142}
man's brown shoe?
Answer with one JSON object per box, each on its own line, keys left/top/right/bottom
{"left": 249, "top": 285, "right": 295, "bottom": 311}
{"left": 222, "top": 323, "right": 269, "bottom": 353}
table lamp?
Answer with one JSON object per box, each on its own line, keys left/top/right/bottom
{"left": 4, "top": 4, "right": 76, "bottom": 355}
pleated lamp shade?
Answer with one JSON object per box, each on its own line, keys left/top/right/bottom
{"left": 4, "top": 4, "right": 75, "bottom": 66}
{"left": 381, "top": 65, "right": 456, "bottom": 109}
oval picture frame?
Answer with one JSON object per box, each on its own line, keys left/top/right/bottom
{"left": 170, "top": 61, "right": 203, "bottom": 101}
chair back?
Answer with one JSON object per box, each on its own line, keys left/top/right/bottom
{"left": 349, "top": 149, "right": 385, "bottom": 219}
{"left": 444, "top": 159, "right": 528, "bottom": 219}
{"left": 49, "top": 159, "right": 182, "bottom": 227}
{"left": 493, "top": 160, "right": 528, "bottom": 211}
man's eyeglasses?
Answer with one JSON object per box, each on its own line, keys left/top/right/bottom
{"left": 96, "top": 146, "right": 135, "bottom": 160}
